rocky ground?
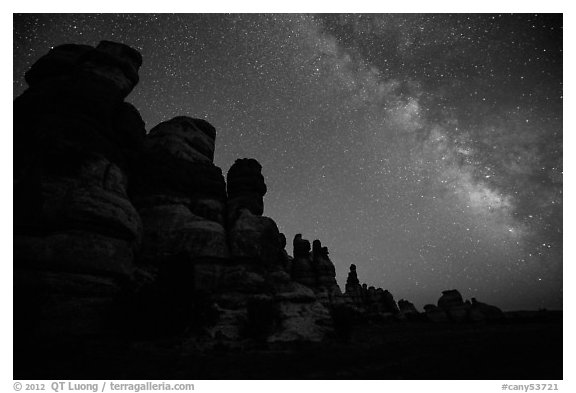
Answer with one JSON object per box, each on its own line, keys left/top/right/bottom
{"left": 15, "top": 312, "right": 561, "bottom": 380}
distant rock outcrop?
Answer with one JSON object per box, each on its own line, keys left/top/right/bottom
{"left": 437, "top": 289, "right": 469, "bottom": 322}
{"left": 469, "top": 297, "right": 505, "bottom": 322}
{"left": 424, "top": 291, "right": 505, "bottom": 323}
{"left": 438, "top": 289, "right": 464, "bottom": 309}
{"left": 342, "top": 264, "right": 400, "bottom": 316}
{"left": 423, "top": 304, "right": 449, "bottom": 322}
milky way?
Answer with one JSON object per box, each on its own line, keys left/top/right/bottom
{"left": 13, "top": 14, "right": 563, "bottom": 310}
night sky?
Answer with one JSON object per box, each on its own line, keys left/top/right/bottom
{"left": 13, "top": 14, "right": 563, "bottom": 310}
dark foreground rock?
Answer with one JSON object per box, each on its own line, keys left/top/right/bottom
{"left": 14, "top": 312, "right": 562, "bottom": 379}
{"left": 14, "top": 41, "right": 146, "bottom": 347}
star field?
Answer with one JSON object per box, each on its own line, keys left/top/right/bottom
{"left": 13, "top": 13, "right": 563, "bottom": 310}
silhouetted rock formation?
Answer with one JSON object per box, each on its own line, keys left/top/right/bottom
{"left": 437, "top": 289, "right": 469, "bottom": 322}
{"left": 289, "top": 236, "right": 342, "bottom": 304}
{"left": 345, "top": 264, "right": 362, "bottom": 303}
{"left": 398, "top": 299, "right": 419, "bottom": 314}
{"left": 226, "top": 159, "right": 285, "bottom": 267}
{"left": 134, "top": 116, "right": 228, "bottom": 266}
{"left": 312, "top": 240, "right": 337, "bottom": 287}
{"left": 342, "top": 264, "right": 400, "bottom": 316}
{"left": 14, "top": 41, "right": 145, "bottom": 342}
{"left": 469, "top": 298, "right": 505, "bottom": 322}
{"left": 291, "top": 234, "right": 315, "bottom": 287}
{"left": 438, "top": 289, "right": 464, "bottom": 308}
{"left": 423, "top": 304, "right": 449, "bottom": 322}
{"left": 278, "top": 232, "right": 292, "bottom": 271}
{"left": 15, "top": 41, "right": 145, "bottom": 275}
{"left": 425, "top": 291, "right": 505, "bottom": 323}
{"left": 226, "top": 158, "right": 267, "bottom": 222}
{"left": 311, "top": 240, "right": 342, "bottom": 304}
{"left": 14, "top": 40, "right": 509, "bottom": 359}
{"left": 24, "top": 41, "right": 142, "bottom": 98}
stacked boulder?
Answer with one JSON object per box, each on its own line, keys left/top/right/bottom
{"left": 278, "top": 233, "right": 293, "bottom": 272}
{"left": 226, "top": 158, "right": 266, "bottom": 221}
{"left": 367, "top": 287, "right": 399, "bottom": 315}
{"left": 291, "top": 234, "right": 315, "bottom": 287}
{"left": 227, "top": 159, "right": 285, "bottom": 268}
{"left": 132, "top": 117, "right": 229, "bottom": 274}
{"left": 14, "top": 41, "right": 146, "bottom": 341}
{"left": 311, "top": 240, "right": 342, "bottom": 304}
{"left": 344, "top": 264, "right": 363, "bottom": 304}
{"left": 203, "top": 158, "right": 278, "bottom": 340}
{"left": 290, "top": 235, "right": 342, "bottom": 303}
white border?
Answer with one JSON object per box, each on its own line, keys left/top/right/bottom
{"left": 3, "top": 2, "right": 571, "bottom": 390}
